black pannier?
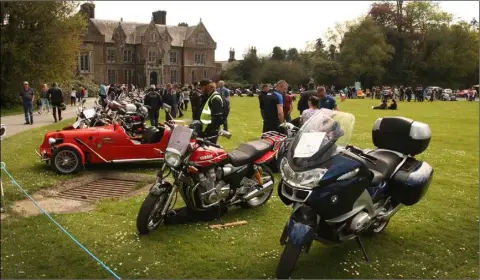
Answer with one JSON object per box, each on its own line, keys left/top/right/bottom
{"left": 372, "top": 117, "right": 431, "bottom": 156}
{"left": 388, "top": 157, "right": 434, "bottom": 206}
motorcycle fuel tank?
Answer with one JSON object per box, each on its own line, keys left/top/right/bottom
{"left": 189, "top": 146, "right": 228, "bottom": 167}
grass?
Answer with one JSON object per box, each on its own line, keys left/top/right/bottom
{"left": 0, "top": 97, "right": 478, "bottom": 279}
{"left": 1, "top": 104, "right": 24, "bottom": 117}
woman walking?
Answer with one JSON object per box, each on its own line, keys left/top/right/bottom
{"left": 71, "top": 87, "right": 77, "bottom": 106}
{"left": 38, "top": 84, "right": 50, "bottom": 114}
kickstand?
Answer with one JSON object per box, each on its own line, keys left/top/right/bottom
{"left": 355, "top": 236, "right": 369, "bottom": 263}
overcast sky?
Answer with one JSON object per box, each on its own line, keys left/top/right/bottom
{"left": 93, "top": 1, "right": 479, "bottom": 61}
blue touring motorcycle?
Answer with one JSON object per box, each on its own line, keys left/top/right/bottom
{"left": 275, "top": 109, "right": 434, "bottom": 278}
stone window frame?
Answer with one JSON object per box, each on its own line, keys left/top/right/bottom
{"left": 170, "top": 69, "right": 177, "bottom": 84}
{"left": 203, "top": 68, "right": 208, "bottom": 79}
{"left": 107, "top": 69, "right": 117, "bottom": 84}
{"left": 194, "top": 52, "right": 205, "bottom": 65}
{"left": 148, "top": 49, "right": 156, "bottom": 63}
{"left": 169, "top": 51, "right": 178, "bottom": 64}
{"left": 78, "top": 52, "right": 90, "bottom": 72}
{"left": 123, "top": 49, "right": 133, "bottom": 63}
{"left": 124, "top": 69, "right": 134, "bottom": 85}
{"left": 107, "top": 48, "right": 116, "bottom": 63}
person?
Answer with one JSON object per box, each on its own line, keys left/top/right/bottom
{"left": 144, "top": 84, "right": 163, "bottom": 127}
{"left": 216, "top": 80, "right": 230, "bottom": 131}
{"left": 297, "top": 83, "right": 316, "bottom": 114}
{"left": 19, "top": 81, "right": 35, "bottom": 125}
{"left": 70, "top": 87, "right": 77, "bottom": 106}
{"left": 38, "top": 84, "right": 50, "bottom": 114}
{"left": 261, "top": 80, "right": 286, "bottom": 133}
{"left": 181, "top": 87, "right": 190, "bottom": 110}
{"left": 282, "top": 88, "right": 293, "bottom": 122}
{"left": 107, "top": 84, "right": 116, "bottom": 100}
{"left": 406, "top": 87, "right": 412, "bottom": 102}
{"left": 199, "top": 79, "right": 225, "bottom": 144}
{"left": 429, "top": 89, "right": 435, "bottom": 102}
{"left": 317, "top": 86, "right": 338, "bottom": 110}
{"left": 301, "top": 95, "right": 320, "bottom": 124}
{"left": 388, "top": 99, "right": 397, "bottom": 110}
{"left": 258, "top": 84, "right": 269, "bottom": 120}
{"left": 99, "top": 82, "right": 107, "bottom": 108}
{"left": 47, "top": 82, "right": 64, "bottom": 122}
{"left": 190, "top": 82, "right": 203, "bottom": 121}
{"left": 163, "top": 83, "right": 177, "bottom": 121}
{"left": 372, "top": 99, "right": 387, "bottom": 110}
{"left": 79, "top": 86, "right": 86, "bottom": 103}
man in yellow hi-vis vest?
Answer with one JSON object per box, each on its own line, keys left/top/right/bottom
{"left": 199, "top": 79, "right": 225, "bottom": 144}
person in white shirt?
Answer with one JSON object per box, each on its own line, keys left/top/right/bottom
{"left": 70, "top": 88, "right": 77, "bottom": 106}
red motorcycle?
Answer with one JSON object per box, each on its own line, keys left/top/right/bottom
{"left": 136, "top": 123, "right": 286, "bottom": 234}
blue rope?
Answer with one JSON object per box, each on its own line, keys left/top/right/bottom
{"left": 0, "top": 163, "right": 121, "bottom": 280}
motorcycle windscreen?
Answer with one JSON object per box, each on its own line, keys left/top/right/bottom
{"left": 287, "top": 109, "right": 355, "bottom": 169}
{"left": 166, "top": 126, "right": 193, "bottom": 156}
{"left": 83, "top": 108, "right": 96, "bottom": 119}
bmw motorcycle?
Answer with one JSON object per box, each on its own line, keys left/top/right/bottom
{"left": 136, "top": 122, "right": 286, "bottom": 235}
{"left": 275, "top": 109, "right": 434, "bottom": 278}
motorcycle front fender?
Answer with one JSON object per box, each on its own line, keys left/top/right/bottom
{"left": 149, "top": 180, "right": 173, "bottom": 196}
{"left": 280, "top": 204, "right": 318, "bottom": 252}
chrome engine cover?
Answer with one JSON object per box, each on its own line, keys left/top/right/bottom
{"left": 350, "top": 211, "right": 372, "bottom": 232}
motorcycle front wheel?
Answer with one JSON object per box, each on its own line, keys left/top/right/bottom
{"left": 136, "top": 192, "right": 169, "bottom": 235}
{"left": 276, "top": 242, "right": 302, "bottom": 279}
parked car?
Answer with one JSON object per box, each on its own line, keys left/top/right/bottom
{"left": 456, "top": 89, "right": 469, "bottom": 98}
{"left": 443, "top": 89, "right": 452, "bottom": 95}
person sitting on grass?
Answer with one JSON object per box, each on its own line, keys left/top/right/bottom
{"left": 388, "top": 99, "right": 397, "bottom": 110}
{"left": 301, "top": 95, "right": 321, "bottom": 124}
{"left": 372, "top": 99, "right": 387, "bottom": 110}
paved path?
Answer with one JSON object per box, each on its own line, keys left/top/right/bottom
{"left": 0, "top": 98, "right": 94, "bottom": 139}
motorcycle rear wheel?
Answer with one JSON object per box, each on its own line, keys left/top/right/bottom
{"left": 241, "top": 166, "right": 274, "bottom": 208}
{"left": 276, "top": 242, "right": 302, "bottom": 279}
{"left": 136, "top": 192, "right": 169, "bottom": 235}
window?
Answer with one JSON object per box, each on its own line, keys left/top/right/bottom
{"left": 170, "top": 69, "right": 177, "bottom": 84}
{"left": 124, "top": 69, "right": 133, "bottom": 84}
{"left": 107, "top": 49, "right": 116, "bottom": 63}
{"left": 123, "top": 50, "right": 132, "bottom": 62}
{"left": 79, "top": 53, "right": 89, "bottom": 72}
{"left": 191, "top": 70, "right": 196, "bottom": 84}
{"left": 148, "top": 50, "right": 156, "bottom": 63}
{"left": 194, "top": 53, "right": 205, "bottom": 65}
{"left": 169, "top": 51, "right": 177, "bottom": 64}
{"left": 107, "top": 69, "right": 116, "bottom": 84}
{"left": 203, "top": 69, "right": 208, "bottom": 79}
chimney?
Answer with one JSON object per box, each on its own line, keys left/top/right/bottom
{"left": 251, "top": 46, "right": 257, "bottom": 56}
{"left": 152, "top": 10, "right": 167, "bottom": 25}
{"left": 80, "top": 3, "right": 95, "bottom": 19}
{"left": 228, "top": 48, "right": 236, "bottom": 62}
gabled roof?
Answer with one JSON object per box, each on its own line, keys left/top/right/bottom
{"left": 89, "top": 18, "right": 198, "bottom": 47}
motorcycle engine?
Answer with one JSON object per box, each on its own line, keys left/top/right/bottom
{"left": 349, "top": 211, "right": 372, "bottom": 233}
{"left": 198, "top": 168, "right": 231, "bottom": 207}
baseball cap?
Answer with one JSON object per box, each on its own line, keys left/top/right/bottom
{"left": 199, "top": 79, "right": 212, "bottom": 87}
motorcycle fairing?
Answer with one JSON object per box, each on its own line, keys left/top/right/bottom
{"left": 281, "top": 204, "right": 318, "bottom": 251}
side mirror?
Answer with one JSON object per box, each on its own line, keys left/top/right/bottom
{"left": 219, "top": 130, "right": 232, "bottom": 139}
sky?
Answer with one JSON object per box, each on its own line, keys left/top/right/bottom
{"left": 92, "top": 1, "right": 480, "bottom": 61}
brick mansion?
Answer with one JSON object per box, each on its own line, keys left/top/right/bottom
{"left": 76, "top": 3, "right": 222, "bottom": 87}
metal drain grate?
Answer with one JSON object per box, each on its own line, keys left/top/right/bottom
{"left": 57, "top": 178, "right": 138, "bottom": 202}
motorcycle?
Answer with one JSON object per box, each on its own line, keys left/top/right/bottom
{"left": 136, "top": 123, "right": 286, "bottom": 235}
{"left": 274, "top": 109, "right": 434, "bottom": 278}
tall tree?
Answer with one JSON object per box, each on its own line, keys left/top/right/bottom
{"left": 271, "top": 46, "right": 286, "bottom": 60}
{"left": 285, "top": 48, "right": 299, "bottom": 61}
{"left": 0, "top": 1, "right": 87, "bottom": 106}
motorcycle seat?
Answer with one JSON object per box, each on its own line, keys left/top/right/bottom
{"left": 365, "top": 149, "right": 404, "bottom": 183}
{"left": 228, "top": 139, "right": 273, "bottom": 167}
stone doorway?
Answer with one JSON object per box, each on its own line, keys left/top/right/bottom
{"left": 150, "top": 71, "right": 158, "bottom": 86}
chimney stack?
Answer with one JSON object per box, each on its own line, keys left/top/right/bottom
{"left": 80, "top": 3, "right": 95, "bottom": 19}
{"left": 152, "top": 10, "right": 167, "bottom": 25}
{"left": 228, "top": 48, "right": 236, "bottom": 62}
{"left": 251, "top": 46, "right": 257, "bottom": 56}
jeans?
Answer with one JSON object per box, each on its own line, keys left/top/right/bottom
{"left": 183, "top": 100, "right": 189, "bottom": 110}
{"left": 150, "top": 109, "right": 160, "bottom": 127}
{"left": 40, "top": 98, "right": 50, "bottom": 112}
{"left": 22, "top": 100, "right": 33, "bottom": 123}
{"left": 71, "top": 97, "right": 76, "bottom": 106}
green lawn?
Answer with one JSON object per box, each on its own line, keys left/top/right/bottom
{"left": 1, "top": 97, "right": 478, "bottom": 279}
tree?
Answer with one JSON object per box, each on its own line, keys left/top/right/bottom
{"left": 328, "top": 44, "right": 337, "bottom": 61}
{"left": 311, "top": 58, "right": 343, "bottom": 86}
{"left": 285, "top": 48, "right": 299, "bottom": 61}
{"left": 340, "top": 17, "right": 394, "bottom": 87}
{"left": 271, "top": 46, "right": 286, "bottom": 60}
{"left": 0, "top": 1, "right": 87, "bottom": 107}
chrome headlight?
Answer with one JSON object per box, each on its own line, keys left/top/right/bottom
{"left": 165, "top": 150, "right": 181, "bottom": 167}
{"left": 280, "top": 158, "right": 326, "bottom": 189}
{"left": 48, "top": 137, "right": 57, "bottom": 146}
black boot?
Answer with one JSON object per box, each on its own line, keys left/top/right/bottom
{"left": 30, "top": 117, "right": 33, "bottom": 125}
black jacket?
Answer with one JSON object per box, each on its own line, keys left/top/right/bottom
{"left": 203, "top": 92, "right": 224, "bottom": 135}
{"left": 297, "top": 90, "right": 316, "bottom": 113}
{"left": 47, "top": 87, "right": 64, "bottom": 104}
{"left": 144, "top": 90, "right": 163, "bottom": 110}
{"left": 190, "top": 89, "right": 203, "bottom": 120}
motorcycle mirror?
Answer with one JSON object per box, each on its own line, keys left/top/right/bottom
{"left": 219, "top": 130, "right": 232, "bottom": 139}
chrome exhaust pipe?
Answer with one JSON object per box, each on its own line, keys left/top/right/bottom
{"left": 243, "top": 180, "right": 274, "bottom": 200}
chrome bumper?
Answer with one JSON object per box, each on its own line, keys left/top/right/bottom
{"left": 35, "top": 149, "right": 50, "bottom": 162}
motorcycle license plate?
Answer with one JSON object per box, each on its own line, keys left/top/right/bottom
{"left": 72, "top": 120, "right": 81, "bottom": 128}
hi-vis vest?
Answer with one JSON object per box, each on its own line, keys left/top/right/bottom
{"left": 200, "top": 92, "right": 223, "bottom": 125}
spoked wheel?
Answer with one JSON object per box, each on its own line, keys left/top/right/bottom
{"left": 136, "top": 192, "right": 169, "bottom": 235}
{"left": 276, "top": 242, "right": 303, "bottom": 279}
{"left": 241, "top": 166, "right": 274, "bottom": 208}
{"left": 51, "top": 147, "right": 82, "bottom": 175}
